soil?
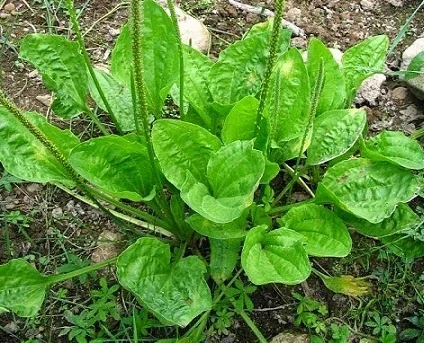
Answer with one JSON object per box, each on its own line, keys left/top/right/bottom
{"left": 0, "top": 0, "right": 423, "bottom": 342}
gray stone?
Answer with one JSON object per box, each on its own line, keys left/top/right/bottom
{"left": 360, "top": 0, "right": 376, "bottom": 11}
{"left": 391, "top": 86, "right": 408, "bottom": 100}
{"left": 387, "top": 0, "right": 404, "bottom": 7}
{"left": 270, "top": 332, "right": 310, "bottom": 343}
{"left": 355, "top": 73, "right": 386, "bottom": 106}
{"left": 401, "top": 38, "right": 424, "bottom": 70}
{"left": 91, "top": 230, "right": 123, "bottom": 263}
{"left": 406, "top": 75, "right": 424, "bottom": 100}
{"left": 52, "top": 207, "right": 63, "bottom": 219}
{"left": 285, "top": 7, "right": 302, "bottom": 24}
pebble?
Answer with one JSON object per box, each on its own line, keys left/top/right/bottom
{"left": 35, "top": 94, "right": 52, "bottom": 107}
{"left": 360, "top": 0, "right": 375, "bottom": 11}
{"left": 26, "top": 183, "right": 42, "bottom": 193}
{"left": 387, "top": 0, "right": 404, "bottom": 6}
{"left": 108, "top": 28, "right": 120, "bottom": 37}
{"left": 391, "top": 87, "right": 408, "bottom": 100}
{"left": 3, "top": 3, "right": 15, "bottom": 12}
{"left": 91, "top": 230, "right": 123, "bottom": 263}
{"left": 270, "top": 332, "right": 310, "bottom": 343}
{"left": 52, "top": 207, "right": 63, "bottom": 219}
{"left": 4, "top": 322, "right": 18, "bottom": 334}
{"left": 355, "top": 73, "right": 386, "bottom": 106}
{"left": 401, "top": 38, "right": 424, "bottom": 70}
{"left": 285, "top": 7, "right": 302, "bottom": 24}
{"left": 28, "top": 70, "right": 39, "bottom": 78}
{"left": 0, "top": 12, "right": 10, "bottom": 19}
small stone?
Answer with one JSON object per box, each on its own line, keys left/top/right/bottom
{"left": 391, "top": 87, "right": 408, "bottom": 100}
{"left": 10, "top": 9, "right": 17, "bottom": 16}
{"left": 35, "top": 94, "right": 52, "bottom": 107}
{"left": 285, "top": 7, "right": 302, "bottom": 24}
{"left": 360, "top": 0, "right": 375, "bottom": 10}
{"left": 3, "top": 3, "right": 15, "bottom": 12}
{"left": 52, "top": 207, "right": 63, "bottom": 219}
{"left": 270, "top": 332, "right": 310, "bottom": 343}
{"left": 406, "top": 74, "right": 424, "bottom": 100}
{"left": 4, "top": 322, "right": 19, "bottom": 334}
{"left": 28, "top": 70, "right": 39, "bottom": 78}
{"left": 355, "top": 74, "right": 386, "bottom": 106}
{"left": 387, "top": 0, "right": 404, "bottom": 6}
{"left": 26, "top": 183, "right": 42, "bottom": 193}
{"left": 108, "top": 28, "right": 120, "bottom": 37}
{"left": 176, "top": 8, "right": 211, "bottom": 53}
{"left": 0, "top": 12, "right": 10, "bottom": 19}
{"left": 291, "top": 37, "right": 307, "bottom": 48}
{"left": 91, "top": 231, "right": 123, "bottom": 263}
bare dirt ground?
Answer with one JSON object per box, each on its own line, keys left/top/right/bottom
{"left": 0, "top": 0, "right": 423, "bottom": 342}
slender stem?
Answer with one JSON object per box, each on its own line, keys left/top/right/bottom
{"left": 48, "top": 257, "right": 117, "bottom": 284}
{"left": 131, "top": 0, "right": 184, "bottom": 239}
{"left": 239, "top": 310, "right": 268, "bottom": 343}
{"left": 271, "top": 165, "right": 310, "bottom": 206}
{"left": 85, "top": 108, "right": 110, "bottom": 136}
{"left": 64, "top": 0, "right": 122, "bottom": 134}
{"left": 255, "top": 0, "right": 285, "bottom": 138}
{"left": 166, "top": 0, "right": 185, "bottom": 118}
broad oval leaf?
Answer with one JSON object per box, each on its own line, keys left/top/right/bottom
{"left": 266, "top": 48, "right": 311, "bottom": 145}
{"left": 69, "top": 135, "right": 155, "bottom": 201}
{"left": 307, "top": 109, "right": 367, "bottom": 165}
{"left": 111, "top": 0, "right": 179, "bottom": 116}
{"left": 117, "top": 237, "right": 212, "bottom": 327}
{"left": 316, "top": 158, "right": 420, "bottom": 223}
{"left": 270, "top": 129, "right": 312, "bottom": 163}
{"left": 186, "top": 213, "right": 247, "bottom": 239}
{"left": 0, "top": 109, "right": 78, "bottom": 186}
{"left": 0, "top": 259, "right": 50, "bottom": 317}
{"left": 241, "top": 225, "right": 311, "bottom": 285}
{"left": 280, "top": 204, "right": 352, "bottom": 257}
{"left": 209, "top": 25, "right": 290, "bottom": 105}
{"left": 20, "top": 34, "right": 88, "bottom": 117}
{"left": 307, "top": 38, "right": 346, "bottom": 115}
{"left": 361, "top": 131, "right": 424, "bottom": 170}
{"left": 221, "top": 96, "right": 259, "bottom": 144}
{"left": 336, "top": 203, "right": 420, "bottom": 238}
{"left": 342, "top": 35, "right": 389, "bottom": 103}
{"left": 152, "top": 119, "right": 222, "bottom": 190}
{"left": 88, "top": 68, "right": 135, "bottom": 132}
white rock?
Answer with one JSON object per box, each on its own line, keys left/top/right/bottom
{"left": 355, "top": 73, "right": 386, "bottom": 106}
{"left": 35, "top": 94, "right": 52, "bottom": 107}
{"left": 329, "top": 48, "right": 343, "bottom": 65}
{"left": 91, "top": 230, "right": 123, "bottom": 263}
{"left": 387, "top": 0, "right": 404, "bottom": 6}
{"left": 360, "top": 0, "right": 375, "bottom": 11}
{"left": 401, "top": 37, "right": 424, "bottom": 70}
{"left": 52, "top": 207, "right": 63, "bottom": 219}
{"left": 157, "top": 1, "right": 211, "bottom": 53}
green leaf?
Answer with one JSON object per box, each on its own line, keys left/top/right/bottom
{"left": 241, "top": 225, "right": 311, "bottom": 285}
{"left": 336, "top": 203, "right": 421, "bottom": 238}
{"left": 266, "top": 48, "right": 311, "bottom": 145}
{"left": 221, "top": 96, "right": 259, "bottom": 144}
{"left": 342, "top": 35, "right": 389, "bottom": 102}
{"left": 0, "top": 259, "right": 51, "bottom": 317}
{"left": 69, "top": 135, "right": 155, "bottom": 201}
{"left": 20, "top": 34, "right": 88, "bottom": 117}
{"left": 316, "top": 158, "right": 420, "bottom": 223}
{"left": 0, "top": 109, "right": 78, "bottom": 186}
{"left": 280, "top": 204, "right": 352, "bottom": 257}
{"left": 182, "top": 46, "right": 215, "bottom": 129}
{"left": 381, "top": 235, "right": 424, "bottom": 259}
{"left": 307, "top": 38, "right": 346, "bottom": 115}
{"left": 117, "top": 237, "right": 212, "bottom": 327}
{"left": 209, "top": 238, "right": 241, "bottom": 284}
{"left": 270, "top": 130, "right": 312, "bottom": 163}
{"left": 186, "top": 213, "right": 247, "bottom": 239}
{"left": 361, "top": 131, "right": 424, "bottom": 170}
{"left": 307, "top": 109, "right": 367, "bottom": 165}
{"left": 193, "top": 140, "right": 265, "bottom": 223}
{"left": 405, "top": 51, "right": 424, "bottom": 80}
{"left": 152, "top": 119, "right": 222, "bottom": 190}
{"left": 209, "top": 25, "right": 290, "bottom": 105}
{"left": 88, "top": 68, "right": 135, "bottom": 132}
{"left": 111, "top": 0, "right": 179, "bottom": 116}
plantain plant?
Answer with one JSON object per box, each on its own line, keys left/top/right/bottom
{"left": 0, "top": 0, "right": 423, "bottom": 341}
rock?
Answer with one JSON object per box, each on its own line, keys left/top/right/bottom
{"left": 28, "top": 70, "right": 39, "bottom": 78}
{"left": 355, "top": 74, "right": 386, "bottom": 106}
{"left": 401, "top": 38, "right": 424, "bottom": 70}
{"left": 35, "top": 94, "right": 52, "bottom": 107}
{"left": 406, "top": 75, "right": 424, "bottom": 100}
{"left": 26, "top": 183, "right": 42, "bottom": 193}
{"left": 52, "top": 207, "right": 63, "bottom": 219}
{"left": 3, "top": 3, "right": 15, "bottom": 12}
{"left": 391, "top": 86, "right": 408, "bottom": 100}
{"left": 0, "top": 12, "right": 10, "bottom": 19}
{"left": 91, "top": 231, "right": 123, "bottom": 263}
{"left": 360, "top": 0, "right": 375, "bottom": 11}
{"left": 10, "top": 9, "right": 17, "bottom": 16}
{"left": 400, "top": 104, "right": 423, "bottom": 122}
{"left": 291, "top": 37, "right": 307, "bottom": 49}
{"left": 285, "top": 7, "right": 302, "bottom": 24}
{"left": 270, "top": 332, "right": 310, "bottom": 343}
{"left": 387, "top": 0, "right": 404, "bottom": 6}
{"left": 157, "top": 1, "right": 211, "bottom": 53}
{"left": 4, "top": 321, "right": 18, "bottom": 334}
{"left": 329, "top": 48, "right": 343, "bottom": 65}
{"left": 108, "top": 28, "right": 120, "bottom": 37}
